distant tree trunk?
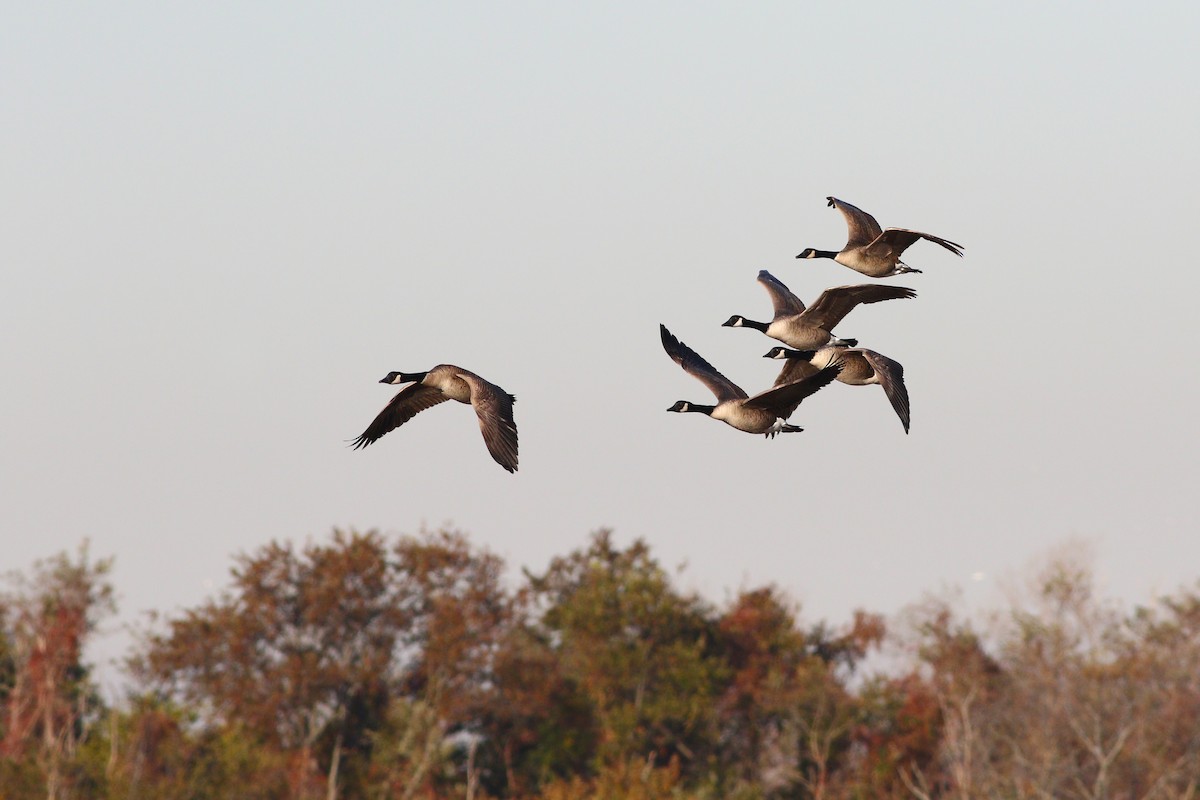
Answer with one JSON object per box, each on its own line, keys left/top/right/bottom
{"left": 43, "top": 667, "right": 62, "bottom": 800}
{"left": 400, "top": 717, "right": 447, "bottom": 800}
{"left": 466, "top": 737, "right": 478, "bottom": 800}
{"left": 45, "top": 751, "right": 61, "bottom": 800}
{"left": 106, "top": 711, "right": 120, "bottom": 781}
{"left": 502, "top": 739, "right": 518, "bottom": 797}
{"left": 326, "top": 728, "right": 344, "bottom": 800}
{"left": 939, "top": 687, "right": 977, "bottom": 800}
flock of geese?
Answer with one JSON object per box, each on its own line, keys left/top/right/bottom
{"left": 351, "top": 197, "right": 964, "bottom": 473}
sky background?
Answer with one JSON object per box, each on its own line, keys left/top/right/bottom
{"left": 3, "top": 3, "right": 1199, "bottom": 682}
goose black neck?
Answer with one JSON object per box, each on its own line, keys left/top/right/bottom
{"left": 685, "top": 403, "right": 716, "bottom": 415}
{"left": 381, "top": 370, "right": 428, "bottom": 384}
{"left": 802, "top": 249, "right": 839, "bottom": 260}
{"left": 740, "top": 318, "right": 770, "bottom": 333}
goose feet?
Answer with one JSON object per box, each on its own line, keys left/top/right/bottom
{"left": 765, "top": 424, "right": 804, "bottom": 438}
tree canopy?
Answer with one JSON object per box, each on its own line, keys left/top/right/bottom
{"left": 3, "top": 529, "right": 1199, "bottom": 800}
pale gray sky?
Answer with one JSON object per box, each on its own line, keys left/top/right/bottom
{"left": 3, "top": 3, "right": 1199, "bottom": 675}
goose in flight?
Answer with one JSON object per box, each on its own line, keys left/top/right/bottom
{"left": 797, "top": 196, "right": 964, "bottom": 277}
{"left": 764, "top": 345, "right": 911, "bottom": 434}
{"left": 660, "top": 324, "right": 839, "bottom": 437}
{"left": 352, "top": 365, "right": 518, "bottom": 473}
{"left": 722, "top": 270, "right": 915, "bottom": 350}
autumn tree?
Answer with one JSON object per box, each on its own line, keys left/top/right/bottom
{"left": 888, "top": 593, "right": 1004, "bottom": 800}
{"left": 0, "top": 543, "right": 115, "bottom": 800}
{"left": 134, "top": 528, "right": 513, "bottom": 800}
{"left": 711, "top": 586, "right": 810, "bottom": 794}
{"left": 372, "top": 529, "right": 516, "bottom": 799}
{"left": 1118, "top": 586, "right": 1200, "bottom": 797}
{"left": 473, "top": 619, "right": 596, "bottom": 796}
{"left": 975, "top": 551, "right": 1200, "bottom": 800}
{"left": 14, "top": 528, "right": 1200, "bottom": 800}
{"left": 392, "top": 530, "right": 511, "bottom": 725}
{"left": 892, "top": 546, "right": 1200, "bottom": 800}
{"left": 711, "top": 589, "right": 888, "bottom": 800}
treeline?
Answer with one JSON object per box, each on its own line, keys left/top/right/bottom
{"left": 2, "top": 530, "right": 1199, "bottom": 799}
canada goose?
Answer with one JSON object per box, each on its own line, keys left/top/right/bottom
{"left": 722, "top": 270, "right": 915, "bottom": 350}
{"left": 797, "top": 196, "right": 964, "bottom": 277}
{"left": 660, "top": 324, "right": 840, "bottom": 437}
{"left": 352, "top": 365, "right": 518, "bottom": 473}
{"left": 764, "top": 345, "right": 911, "bottom": 434}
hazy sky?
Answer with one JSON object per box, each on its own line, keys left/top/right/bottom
{"left": 4, "top": 3, "right": 1199, "bottom": 678}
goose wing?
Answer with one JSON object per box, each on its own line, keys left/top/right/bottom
{"left": 770, "top": 351, "right": 820, "bottom": 387}
{"left": 458, "top": 372, "right": 519, "bottom": 473}
{"left": 745, "top": 364, "right": 841, "bottom": 416}
{"left": 865, "top": 228, "right": 965, "bottom": 259}
{"left": 351, "top": 383, "right": 449, "bottom": 449}
{"left": 757, "top": 270, "right": 806, "bottom": 318}
{"left": 855, "top": 349, "right": 911, "bottom": 434}
{"left": 828, "top": 196, "right": 883, "bottom": 249}
{"left": 802, "top": 284, "right": 916, "bottom": 329}
{"left": 660, "top": 324, "right": 747, "bottom": 402}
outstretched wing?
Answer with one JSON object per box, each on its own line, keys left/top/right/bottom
{"left": 745, "top": 363, "right": 841, "bottom": 417}
{"left": 660, "top": 324, "right": 747, "bottom": 402}
{"left": 757, "top": 270, "right": 806, "bottom": 318}
{"left": 770, "top": 351, "right": 820, "bottom": 387}
{"left": 865, "top": 228, "right": 965, "bottom": 260}
{"left": 803, "top": 284, "right": 916, "bottom": 328}
{"left": 828, "top": 196, "right": 883, "bottom": 249}
{"left": 857, "top": 349, "right": 911, "bottom": 434}
{"left": 351, "top": 383, "right": 448, "bottom": 449}
{"left": 458, "top": 373, "right": 519, "bottom": 473}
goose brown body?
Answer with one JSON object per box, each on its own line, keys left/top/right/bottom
{"left": 765, "top": 345, "right": 911, "bottom": 434}
{"left": 352, "top": 365, "right": 519, "bottom": 473}
{"left": 723, "top": 270, "right": 915, "bottom": 350}
{"left": 660, "top": 324, "right": 840, "bottom": 437}
{"left": 797, "top": 196, "right": 964, "bottom": 277}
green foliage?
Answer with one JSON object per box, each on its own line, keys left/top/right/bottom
{"left": 525, "top": 531, "right": 726, "bottom": 772}
{"left": 363, "top": 694, "right": 448, "bottom": 798}
{"left": 475, "top": 622, "right": 597, "bottom": 793}
{"left": 6, "top": 534, "right": 1200, "bottom": 799}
